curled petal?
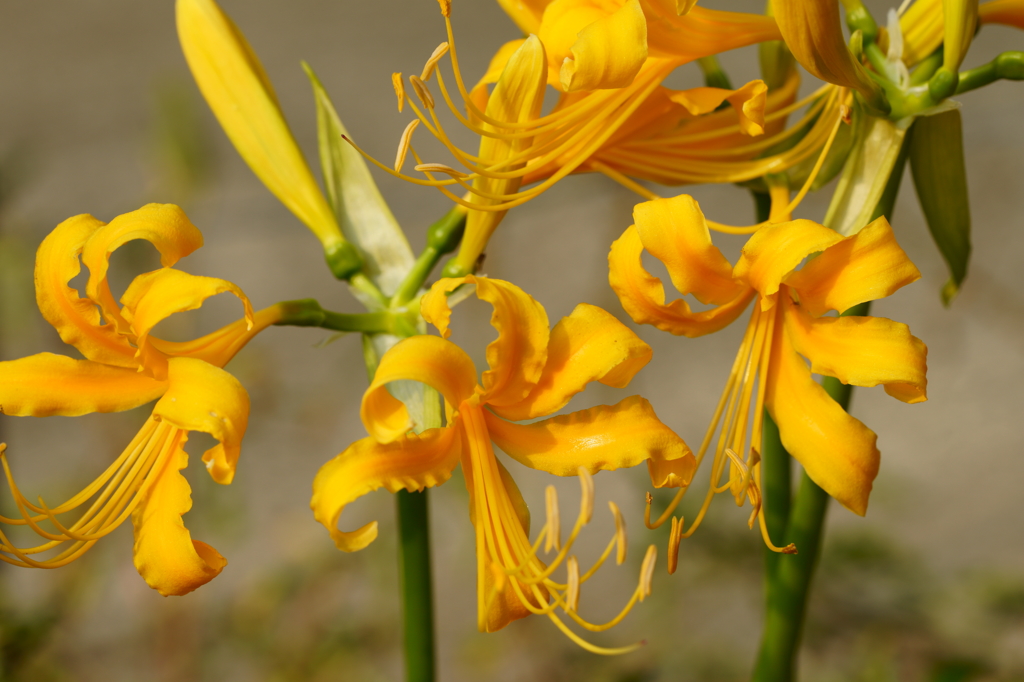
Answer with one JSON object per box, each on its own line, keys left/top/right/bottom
{"left": 668, "top": 79, "right": 768, "bottom": 136}
{"left": 80, "top": 204, "right": 204, "bottom": 339}
{"left": 734, "top": 219, "right": 844, "bottom": 310}
{"left": 311, "top": 425, "right": 461, "bottom": 552}
{"left": 980, "top": 0, "right": 1024, "bottom": 30}
{"left": 634, "top": 195, "right": 747, "bottom": 305}
{"left": 34, "top": 214, "right": 136, "bottom": 366}
{"left": 648, "top": 455, "right": 696, "bottom": 488}
{"left": 121, "top": 268, "right": 254, "bottom": 377}
{"left": 766, "top": 322, "right": 879, "bottom": 516}
{"left": 422, "top": 276, "right": 549, "bottom": 407}
{"left": 484, "top": 395, "right": 692, "bottom": 477}
{"left": 361, "top": 335, "right": 478, "bottom": 443}
{"left": 559, "top": 0, "right": 649, "bottom": 92}
{"left": 131, "top": 437, "right": 227, "bottom": 596}
{"left": 784, "top": 217, "right": 922, "bottom": 317}
{"left": 783, "top": 296, "right": 927, "bottom": 404}
{"left": 493, "top": 303, "right": 652, "bottom": 421}
{"left": 152, "top": 357, "right": 250, "bottom": 485}
{"left": 151, "top": 303, "right": 286, "bottom": 369}
{"left": 609, "top": 225, "right": 754, "bottom": 337}
{"left": 0, "top": 353, "right": 166, "bottom": 417}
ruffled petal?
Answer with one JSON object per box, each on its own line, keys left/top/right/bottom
{"left": 734, "top": 219, "right": 844, "bottom": 310}
{"left": 311, "top": 425, "right": 462, "bottom": 552}
{"left": 131, "top": 435, "right": 227, "bottom": 596}
{"left": 784, "top": 217, "right": 922, "bottom": 317}
{"left": 668, "top": 79, "right": 768, "bottom": 136}
{"left": 121, "top": 267, "right": 254, "bottom": 378}
{"left": 492, "top": 303, "right": 652, "bottom": 421}
{"left": 559, "top": 0, "right": 649, "bottom": 92}
{"left": 765, "top": 321, "right": 879, "bottom": 516}
{"left": 783, "top": 296, "right": 928, "bottom": 404}
{"left": 422, "top": 276, "right": 549, "bottom": 408}
{"left": 634, "top": 195, "right": 748, "bottom": 305}
{"left": 150, "top": 304, "right": 284, "bottom": 369}
{"left": 484, "top": 395, "right": 693, "bottom": 477}
{"left": 80, "top": 204, "right": 204, "bottom": 339}
{"left": 361, "top": 335, "right": 478, "bottom": 443}
{"left": 609, "top": 224, "right": 755, "bottom": 337}
{"left": 152, "top": 357, "right": 250, "bottom": 485}
{"left": 0, "top": 353, "right": 166, "bottom": 417}
{"left": 34, "top": 214, "right": 136, "bottom": 366}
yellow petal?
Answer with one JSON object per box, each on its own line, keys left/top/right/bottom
{"left": 0, "top": 353, "right": 166, "bottom": 417}
{"left": 734, "top": 219, "right": 844, "bottom": 310}
{"left": 783, "top": 296, "right": 928, "bottom": 404}
{"left": 492, "top": 303, "right": 652, "bottom": 421}
{"left": 769, "top": 0, "right": 884, "bottom": 105}
{"left": 311, "top": 425, "right": 461, "bottom": 552}
{"left": 151, "top": 303, "right": 285, "bottom": 369}
{"left": 643, "top": 7, "right": 782, "bottom": 61}
{"left": 784, "top": 217, "right": 922, "bottom": 317}
{"left": 423, "top": 276, "right": 549, "bottom": 408}
{"left": 766, "top": 322, "right": 879, "bottom": 516}
{"left": 468, "top": 40, "right": 529, "bottom": 123}
{"left": 496, "top": 0, "right": 553, "bottom": 33}
{"left": 80, "top": 204, "right": 204, "bottom": 341}
{"left": 131, "top": 435, "right": 227, "bottom": 596}
{"left": 484, "top": 395, "right": 693, "bottom": 477}
{"left": 152, "top": 357, "right": 250, "bottom": 485}
{"left": 121, "top": 267, "right": 254, "bottom": 378}
{"left": 980, "top": 0, "right": 1024, "bottom": 29}
{"left": 634, "top": 195, "right": 748, "bottom": 305}
{"left": 902, "top": 0, "right": 945, "bottom": 66}
{"left": 34, "top": 214, "right": 137, "bottom": 367}
{"left": 454, "top": 36, "right": 548, "bottom": 275}
{"left": 668, "top": 79, "right": 768, "bottom": 136}
{"left": 176, "top": 0, "right": 344, "bottom": 249}
{"left": 559, "top": 0, "right": 649, "bottom": 92}
{"left": 609, "top": 224, "right": 755, "bottom": 337}
{"left": 361, "top": 335, "right": 478, "bottom": 443}
{"left": 648, "top": 455, "right": 697, "bottom": 489}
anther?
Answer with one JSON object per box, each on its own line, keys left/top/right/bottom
{"left": 667, "top": 515, "right": 684, "bottom": 575}
{"left": 409, "top": 75, "right": 435, "bottom": 110}
{"left": 436, "top": 0, "right": 451, "bottom": 17}
{"left": 577, "top": 467, "right": 594, "bottom": 525}
{"left": 608, "top": 501, "right": 627, "bottom": 565}
{"left": 392, "top": 72, "right": 406, "bottom": 113}
{"left": 545, "top": 485, "right": 561, "bottom": 553}
{"left": 840, "top": 103, "right": 852, "bottom": 124}
{"left": 566, "top": 555, "right": 580, "bottom": 613}
{"left": 395, "top": 120, "right": 420, "bottom": 172}
{"left": 413, "top": 163, "right": 468, "bottom": 178}
{"left": 421, "top": 43, "right": 450, "bottom": 82}
{"left": 639, "top": 545, "right": 657, "bottom": 601}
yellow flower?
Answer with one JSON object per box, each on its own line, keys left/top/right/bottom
{"left": 176, "top": 0, "right": 362, "bottom": 279}
{"left": 609, "top": 194, "right": 927, "bottom": 540}
{"left": 312, "top": 276, "right": 692, "bottom": 648}
{"left": 351, "top": 0, "right": 781, "bottom": 275}
{"left": 0, "top": 204, "right": 282, "bottom": 596}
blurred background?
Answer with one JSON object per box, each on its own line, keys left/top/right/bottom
{"left": 1, "top": 1, "right": 1022, "bottom": 680}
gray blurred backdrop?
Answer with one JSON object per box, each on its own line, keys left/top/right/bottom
{"left": 1, "top": 1, "right": 1022, "bottom": 680}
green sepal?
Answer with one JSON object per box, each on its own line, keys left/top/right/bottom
{"left": 303, "top": 62, "right": 414, "bottom": 296}
{"left": 908, "top": 109, "right": 971, "bottom": 305}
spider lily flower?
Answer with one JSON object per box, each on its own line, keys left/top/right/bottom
{"left": 0, "top": 204, "right": 282, "bottom": 596}
{"left": 608, "top": 194, "right": 927, "bottom": 547}
{"left": 176, "top": 0, "right": 362, "bottom": 280}
{"left": 350, "top": 0, "right": 780, "bottom": 275}
{"left": 312, "top": 276, "right": 692, "bottom": 648}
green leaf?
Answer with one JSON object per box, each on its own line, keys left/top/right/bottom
{"left": 303, "top": 62, "right": 414, "bottom": 298}
{"left": 909, "top": 109, "right": 971, "bottom": 306}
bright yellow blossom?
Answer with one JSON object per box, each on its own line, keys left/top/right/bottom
{"left": 608, "top": 194, "right": 927, "bottom": 546}
{"left": 312, "top": 276, "right": 692, "bottom": 648}
{"left": 0, "top": 204, "right": 281, "bottom": 596}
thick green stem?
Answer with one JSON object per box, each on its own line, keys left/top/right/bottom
{"left": 273, "top": 299, "right": 414, "bottom": 335}
{"left": 396, "top": 489, "right": 435, "bottom": 682}
{"left": 391, "top": 206, "right": 467, "bottom": 307}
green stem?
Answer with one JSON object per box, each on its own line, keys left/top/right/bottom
{"left": 273, "top": 298, "right": 411, "bottom": 334}
{"left": 392, "top": 206, "right": 467, "bottom": 307}
{"left": 396, "top": 489, "right": 436, "bottom": 682}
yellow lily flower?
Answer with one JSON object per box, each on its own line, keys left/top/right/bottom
{"left": 347, "top": 0, "right": 781, "bottom": 275}
{"left": 312, "top": 276, "right": 692, "bottom": 648}
{"left": 176, "top": 0, "right": 361, "bottom": 279}
{"left": 608, "top": 194, "right": 927, "bottom": 544}
{"left": 0, "top": 204, "right": 282, "bottom": 596}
